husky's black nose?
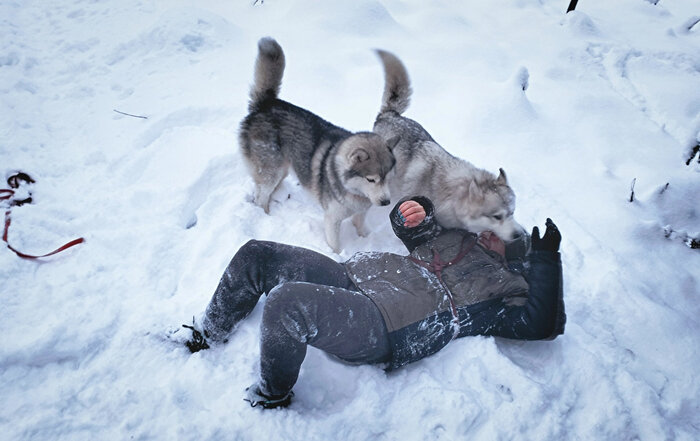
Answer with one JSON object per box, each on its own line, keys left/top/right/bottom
{"left": 380, "top": 199, "right": 391, "bottom": 206}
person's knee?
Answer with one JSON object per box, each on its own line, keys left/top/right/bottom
{"left": 263, "top": 283, "right": 316, "bottom": 343}
{"left": 239, "top": 239, "right": 269, "bottom": 257}
{"left": 263, "top": 283, "right": 286, "bottom": 317}
{"left": 235, "top": 240, "right": 280, "bottom": 271}
{"left": 264, "top": 283, "right": 305, "bottom": 317}
{"left": 239, "top": 239, "right": 294, "bottom": 265}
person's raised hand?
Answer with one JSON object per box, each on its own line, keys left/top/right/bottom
{"left": 531, "top": 218, "right": 561, "bottom": 252}
{"left": 398, "top": 200, "right": 426, "bottom": 228}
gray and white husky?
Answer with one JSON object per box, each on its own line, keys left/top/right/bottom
{"left": 240, "top": 38, "right": 398, "bottom": 252}
{"left": 373, "top": 50, "right": 525, "bottom": 240}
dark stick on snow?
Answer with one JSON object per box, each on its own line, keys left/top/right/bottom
{"left": 686, "top": 16, "right": 699, "bottom": 32}
{"left": 113, "top": 109, "right": 148, "bottom": 119}
{"left": 629, "top": 178, "right": 636, "bottom": 202}
{"left": 567, "top": 0, "right": 579, "bottom": 13}
{"left": 686, "top": 144, "right": 699, "bottom": 165}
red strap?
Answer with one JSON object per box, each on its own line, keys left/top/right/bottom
{"left": 2, "top": 181, "right": 85, "bottom": 259}
{"left": 3, "top": 208, "right": 85, "bottom": 259}
{"left": 7, "top": 237, "right": 86, "bottom": 259}
{"left": 408, "top": 233, "right": 478, "bottom": 337}
{"left": 3, "top": 209, "right": 9, "bottom": 242}
{"left": 408, "top": 233, "right": 477, "bottom": 278}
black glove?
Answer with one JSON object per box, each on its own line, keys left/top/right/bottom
{"left": 531, "top": 218, "right": 561, "bottom": 252}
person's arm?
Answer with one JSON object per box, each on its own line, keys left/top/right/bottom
{"left": 390, "top": 196, "right": 442, "bottom": 252}
{"left": 503, "top": 230, "right": 531, "bottom": 274}
{"left": 458, "top": 219, "right": 565, "bottom": 340}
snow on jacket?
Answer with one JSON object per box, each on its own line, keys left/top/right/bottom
{"left": 344, "top": 196, "right": 565, "bottom": 370}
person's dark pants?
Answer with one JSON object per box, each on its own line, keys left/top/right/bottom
{"left": 203, "top": 240, "right": 391, "bottom": 397}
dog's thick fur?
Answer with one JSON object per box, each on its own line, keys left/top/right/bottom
{"left": 374, "top": 50, "right": 524, "bottom": 240}
{"left": 240, "top": 38, "right": 398, "bottom": 252}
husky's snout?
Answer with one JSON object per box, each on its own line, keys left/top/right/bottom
{"left": 371, "top": 190, "right": 392, "bottom": 207}
{"left": 368, "top": 194, "right": 391, "bottom": 207}
{"left": 508, "top": 224, "right": 527, "bottom": 241}
{"left": 492, "top": 219, "right": 525, "bottom": 243}
{"left": 359, "top": 182, "right": 392, "bottom": 208}
{"left": 503, "top": 225, "right": 531, "bottom": 257}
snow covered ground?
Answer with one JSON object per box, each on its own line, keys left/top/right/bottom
{"left": 1, "top": 0, "right": 699, "bottom": 439}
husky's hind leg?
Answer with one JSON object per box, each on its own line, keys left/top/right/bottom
{"left": 251, "top": 164, "right": 288, "bottom": 214}
{"left": 241, "top": 134, "right": 288, "bottom": 214}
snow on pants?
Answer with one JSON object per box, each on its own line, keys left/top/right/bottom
{"left": 202, "top": 240, "right": 391, "bottom": 397}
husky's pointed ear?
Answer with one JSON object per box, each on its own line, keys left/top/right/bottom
{"left": 350, "top": 148, "right": 369, "bottom": 164}
{"left": 468, "top": 180, "right": 484, "bottom": 200}
{"left": 386, "top": 136, "right": 400, "bottom": 152}
{"left": 496, "top": 168, "right": 508, "bottom": 185}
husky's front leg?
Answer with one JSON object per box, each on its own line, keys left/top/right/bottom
{"left": 323, "top": 210, "right": 344, "bottom": 253}
{"left": 351, "top": 210, "right": 369, "bottom": 237}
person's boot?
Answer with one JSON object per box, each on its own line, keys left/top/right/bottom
{"left": 244, "top": 383, "right": 294, "bottom": 409}
{"left": 181, "top": 317, "right": 210, "bottom": 353}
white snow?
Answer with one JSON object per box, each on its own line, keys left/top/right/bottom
{"left": 1, "top": 0, "right": 699, "bottom": 440}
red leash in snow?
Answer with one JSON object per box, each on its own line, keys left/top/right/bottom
{"left": 1, "top": 172, "right": 85, "bottom": 259}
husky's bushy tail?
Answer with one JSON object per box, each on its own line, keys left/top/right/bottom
{"left": 376, "top": 49, "right": 412, "bottom": 115}
{"left": 249, "top": 37, "right": 285, "bottom": 111}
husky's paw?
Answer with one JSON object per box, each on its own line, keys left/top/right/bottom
{"left": 351, "top": 212, "right": 369, "bottom": 237}
{"left": 249, "top": 196, "right": 271, "bottom": 214}
{"left": 324, "top": 233, "right": 342, "bottom": 254}
{"left": 251, "top": 187, "right": 274, "bottom": 214}
{"left": 354, "top": 223, "right": 369, "bottom": 237}
{"left": 327, "top": 240, "right": 341, "bottom": 254}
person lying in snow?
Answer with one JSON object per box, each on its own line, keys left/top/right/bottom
{"left": 182, "top": 196, "right": 565, "bottom": 409}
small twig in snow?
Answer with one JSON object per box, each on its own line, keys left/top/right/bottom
{"left": 684, "top": 16, "right": 699, "bottom": 32}
{"left": 629, "top": 178, "right": 636, "bottom": 202}
{"left": 113, "top": 109, "right": 148, "bottom": 119}
{"left": 686, "top": 144, "right": 699, "bottom": 165}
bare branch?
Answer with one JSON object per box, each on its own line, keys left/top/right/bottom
{"left": 113, "top": 109, "right": 148, "bottom": 119}
{"left": 684, "top": 16, "right": 699, "bottom": 32}
{"left": 629, "top": 178, "right": 636, "bottom": 202}
{"left": 686, "top": 144, "right": 699, "bottom": 165}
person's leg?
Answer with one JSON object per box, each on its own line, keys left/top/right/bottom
{"left": 256, "top": 282, "right": 390, "bottom": 398}
{"left": 201, "top": 240, "right": 356, "bottom": 342}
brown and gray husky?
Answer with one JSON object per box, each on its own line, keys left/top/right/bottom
{"left": 240, "top": 38, "right": 398, "bottom": 252}
{"left": 373, "top": 50, "right": 525, "bottom": 241}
